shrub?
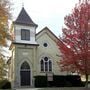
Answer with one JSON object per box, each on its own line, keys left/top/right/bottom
{"left": 35, "top": 76, "right": 47, "bottom": 87}
{"left": 34, "top": 75, "right": 85, "bottom": 87}
{"left": 0, "top": 80, "right": 11, "bottom": 89}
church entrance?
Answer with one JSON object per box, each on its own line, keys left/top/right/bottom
{"left": 20, "top": 61, "right": 31, "bottom": 86}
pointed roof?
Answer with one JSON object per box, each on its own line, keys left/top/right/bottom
{"left": 36, "top": 26, "right": 60, "bottom": 41}
{"left": 14, "top": 7, "right": 38, "bottom": 27}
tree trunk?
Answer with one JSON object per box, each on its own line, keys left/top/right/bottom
{"left": 85, "top": 74, "right": 88, "bottom": 88}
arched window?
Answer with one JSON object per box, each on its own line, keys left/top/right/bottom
{"left": 49, "top": 60, "right": 52, "bottom": 71}
{"left": 21, "top": 61, "right": 30, "bottom": 70}
{"left": 40, "top": 59, "right": 44, "bottom": 71}
{"left": 40, "top": 57, "right": 52, "bottom": 72}
{"left": 20, "top": 61, "right": 31, "bottom": 86}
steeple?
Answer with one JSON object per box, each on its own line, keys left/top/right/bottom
{"left": 13, "top": 7, "right": 38, "bottom": 45}
{"left": 14, "top": 7, "right": 38, "bottom": 27}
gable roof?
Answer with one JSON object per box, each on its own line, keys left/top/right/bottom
{"left": 14, "top": 7, "right": 38, "bottom": 27}
{"left": 36, "top": 27, "right": 60, "bottom": 42}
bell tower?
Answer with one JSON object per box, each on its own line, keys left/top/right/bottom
{"left": 13, "top": 7, "right": 39, "bottom": 88}
{"left": 14, "top": 7, "right": 38, "bottom": 44}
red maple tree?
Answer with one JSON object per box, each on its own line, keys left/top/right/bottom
{"left": 57, "top": 0, "right": 90, "bottom": 86}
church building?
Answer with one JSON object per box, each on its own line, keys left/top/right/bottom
{"left": 8, "top": 7, "right": 67, "bottom": 89}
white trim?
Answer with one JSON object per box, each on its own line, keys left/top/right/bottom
{"left": 41, "top": 57, "right": 52, "bottom": 72}
{"left": 14, "top": 24, "right": 37, "bottom": 44}
{"left": 39, "top": 54, "right": 53, "bottom": 73}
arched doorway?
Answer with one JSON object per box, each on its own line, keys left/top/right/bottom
{"left": 20, "top": 61, "right": 31, "bottom": 86}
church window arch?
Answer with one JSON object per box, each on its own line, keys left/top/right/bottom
{"left": 40, "top": 57, "right": 52, "bottom": 72}
{"left": 20, "top": 61, "right": 31, "bottom": 86}
{"left": 21, "top": 61, "right": 30, "bottom": 70}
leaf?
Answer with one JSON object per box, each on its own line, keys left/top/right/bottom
{"left": 57, "top": 0, "right": 90, "bottom": 75}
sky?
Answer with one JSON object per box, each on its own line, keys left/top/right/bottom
{"left": 11, "top": 0, "right": 79, "bottom": 36}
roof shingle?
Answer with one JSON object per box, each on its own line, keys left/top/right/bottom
{"left": 14, "top": 7, "right": 38, "bottom": 27}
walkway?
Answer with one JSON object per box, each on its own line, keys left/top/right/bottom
{"left": 16, "top": 87, "right": 90, "bottom": 90}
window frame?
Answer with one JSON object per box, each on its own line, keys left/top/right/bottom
{"left": 21, "top": 61, "right": 30, "bottom": 71}
{"left": 40, "top": 57, "right": 52, "bottom": 72}
{"left": 21, "top": 29, "right": 30, "bottom": 41}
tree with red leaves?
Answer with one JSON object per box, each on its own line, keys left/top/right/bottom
{"left": 58, "top": 0, "right": 90, "bottom": 87}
